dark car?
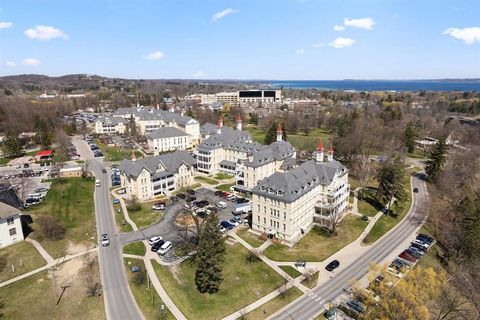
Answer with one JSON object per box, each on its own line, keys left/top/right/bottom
{"left": 102, "top": 169, "right": 107, "bottom": 173}
{"left": 325, "top": 259, "right": 340, "bottom": 271}
{"left": 151, "top": 240, "right": 166, "bottom": 252}
{"left": 214, "top": 191, "right": 223, "bottom": 197}
{"left": 347, "top": 300, "right": 365, "bottom": 313}
{"left": 413, "top": 187, "right": 419, "bottom": 193}
{"left": 417, "top": 234, "right": 433, "bottom": 244}
{"left": 405, "top": 248, "right": 422, "bottom": 260}
{"left": 399, "top": 251, "right": 417, "bottom": 263}
{"left": 220, "top": 220, "right": 234, "bottom": 230}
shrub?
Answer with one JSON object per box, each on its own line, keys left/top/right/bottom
{"left": 36, "top": 216, "right": 65, "bottom": 240}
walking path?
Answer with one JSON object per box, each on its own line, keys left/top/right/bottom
{"left": 25, "top": 238, "right": 55, "bottom": 265}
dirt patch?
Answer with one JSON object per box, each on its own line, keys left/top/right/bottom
{"left": 176, "top": 213, "right": 195, "bottom": 227}
{"left": 169, "top": 264, "right": 185, "bottom": 285}
{"left": 66, "top": 241, "right": 92, "bottom": 255}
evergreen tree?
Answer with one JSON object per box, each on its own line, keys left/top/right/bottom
{"left": 375, "top": 158, "right": 407, "bottom": 213}
{"left": 126, "top": 115, "right": 137, "bottom": 138}
{"left": 459, "top": 194, "right": 480, "bottom": 259}
{"left": 404, "top": 121, "right": 418, "bottom": 153}
{"left": 194, "top": 213, "right": 225, "bottom": 294}
{"left": 2, "top": 132, "right": 22, "bottom": 157}
{"left": 264, "top": 122, "right": 277, "bottom": 145}
{"left": 425, "top": 138, "right": 447, "bottom": 182}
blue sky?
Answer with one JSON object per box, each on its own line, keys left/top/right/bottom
{"left": 0, "top": 0, "right": 479, "bottom": 80}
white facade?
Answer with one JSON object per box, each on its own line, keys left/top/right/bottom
{"left": 147, "top": 133, "right": 189, "bottom": 155}
{"left": 0, "top": 203, "right": 24, "bottom": 249}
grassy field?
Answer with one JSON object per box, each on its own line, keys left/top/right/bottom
{"left": 236, "top": 227, "right": 264, "bottom": 248}
{"left": 363, "top": 172, "right": 413, "bottom": 245}
{"left": 301, "top": 271, "right": 319, "bottom": 289}
{"left": 215, "top": 183, "right": 235, "bottom": 192}
{"left": 123, "top": 242, "right": 146, "bottom": 256}
{"left": 279, "top": 265, "right": 301, "bottom": 278}
{"left": 246, "top": 127, "right": 332, "bottom": 152}
{"left": 214, "top": 173, "right": 234, "bottom": 180}
{"left": 194, "top": 176, "right": 219, "bottom": 185}
{"left": 264, "top": 215, "right": 369, "bottom": 262}
{"left": 0, "top": 241, "right": 46, "bottom": 282}
{"left": 0, "top": 270, "right": 105, "bottom": 320}
{"left": 95, "top": 139, "right": 142, "bottom": 162}
{"left": 27, "top": 177, "right": 96, "bottom": 258}
{"left": 151, "top": 243, "right": 284, "bottom": 320}
{"left": 357, "top": 188, "right": 384, "bottom": 217}
{"left": 127, "top": 202, "right": 164, "bottom": 229}
{"left": 244, "top": 287, "right": 303, "bottom": 320}
{"left": 124, "top": 258, "right": 175, "bottom": 320}
{"left": 114, "top": 203, "right": 134, "bottom": 232}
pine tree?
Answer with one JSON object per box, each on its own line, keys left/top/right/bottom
{"left": 264, "top": 122, "right": 277, "bottom": 145}
{"left": 375, "top": 158, "right": 407, "bottom": 214}
{"left": 404, "top": 121, "right": 418, "bottom": 153}
{"left": 194, "top": 212, "right": 226, "bottom": 294}
{"left": 425, "top": 138, "right": 447, "bottom": 182}
{"left": 2, "top": 132, "right": 22, "bottom": 157}
{"left": 459, "top": 194, "right": 480, "bottom": 258}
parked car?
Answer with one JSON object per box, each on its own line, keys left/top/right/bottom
{"left": 214, "top": 191, "right": 223, "bottom": 197}
{"left": 101, "top": 234, "right": 110, "bottom": 247}
{"left": 35, "top": 187, "right": 49, "bottom": 193}
{"left": 219, "top": 226, "right": 227, "bottom": 233}
{"left": 417, "top": 234, "right": 433, "bottom": 244}
{"left": 102, "top": 168, "right": 107, "bottom": 173}
{"left": 152, "top": 203, "right": 165, "bottom": 210}
{"left": 228, "top": 219, "right": 239, "bottom": 227}
{"left": 393, "top": 258, "right": 412, "bottom": 269}
{"left": 112, "top": 198, "right": 120, "bottom": 204}
{"left": 346, "top": 300, "right": 366, "bottom": 313}
{"left": 325, "top": 260, "right": 340, "bottom": 271}
{"left": 151, "top": 240, "right": 166, "bottom": 252}
{"left": 408, "top": 246, "right": 425, "bottom": 256}
{"left": 217, "top": 201, "right": 227, "bottom": 209}
{"left": 413, "top": 187, "right": 419, "bottom": 193}
{"left": 405, "top": 248, "right": 422, "bottom": 260}
{"left": 220, "top": 220, "right": 234, "bottom": 230}
{"left": 387, "top": 266, "right": 403, "bottom": 278}
{"left": 399, "top": 251, "right": 417, "bottom": 263}
{"left": 148, "top": 236, "right": 163, "bottom": 246}
{"left": 411, "top": 239, "right": 429, "bottom": 250}
{"left": 157, "top": 241, "right": 172, "bottom": 255}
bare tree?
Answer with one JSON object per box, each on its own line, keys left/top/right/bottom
{"left": 36, "top": 216, "right": 65, "bottom": 240}
{"left": 302, "top": 268, "right": 316, "bottom": 287}
{"left": 14, "top": 176, "right": 35, "bottom": 205}
{"left": 324, "top": 210, "right": 343, "bottom": 236}
{"left": 278, "top": 278, "right": 294, "bottom": 298}
{"left": 81, "top": 254, "right": 102, "bottom": 297}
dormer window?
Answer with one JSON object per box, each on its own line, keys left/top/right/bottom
{"left": 260, "top": 186, "right": 266, "bottom": 192}
{"left": 268, "top": 188, "right": 274, "bottom": 194}
{"left": 276, "top": 190, "right": 283, "bottom": 196}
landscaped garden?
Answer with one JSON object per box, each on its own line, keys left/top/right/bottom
{"left": 194, "top": 176, "right": 219, "bottom": 185}
{"left": 264, "top": 215, "right": 369, "bottom": 262}
{"left": 151, "top": 243, "right": 285, "bottom": 320}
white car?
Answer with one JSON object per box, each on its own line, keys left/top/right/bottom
{"left": 152, "top": 204, "right": 165, "bottom": 210}
{"left": 148, "top": 236, "right": 163, "bottom": 246}
{"left": 157, "top": 241, "right": 172, "bottom": 255}
{"left": 219, "top": 226, "right": 227, "bottom": 233}
{"left": 226, "top": 194, "right": 236, "bottom": 201}
{"left": 228, "top": 219, "right": 240, "bottom": 227}
{"left": 217, "top": 201, "right": 227, "bottom": 209}
{"left": 95, "top": 179, "right": 101, "bottom": 187}
{"left": 101, "top": 234, "right": 110, "bottom": 247}
{"left": 387, "top": 267, "right": 403, "bottom": 278}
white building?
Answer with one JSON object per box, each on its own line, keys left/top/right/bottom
{"left": 0, "top": 203, "right": 24, "bottom": 248}
{"left": 119, "top": 150, "right": 196, "bottom": 201}
{"left": 251, "top": 142, "right": 350, "bottom": 244}
{"left": 146, "top": 127, "right": 190, "bottom": 155}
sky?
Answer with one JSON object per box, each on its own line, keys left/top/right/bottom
{"left": 0, "top": 0, "right": 479, "bottom": 80}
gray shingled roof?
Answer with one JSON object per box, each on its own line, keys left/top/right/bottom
{"left": 0, "top": 202, "right": 22, "bottom": 219}
{"left": 119, "top": 150, "right": 196, "bottom": 179}
{"left": 244, "top": 141, "right": 296, "bottom": 168}
{"left": 146, "top": 127, "right": 189, "bottom": 140}
{"left": 96, "top": 116, "right": 127, "bottom": 125}
{"left": 112, "top": 107, "right": 198, "bottom": 127}
{"left": 251, "top": 159, "right": 348, "bottom": 203}
{"left": 198, "top": 124, "right": 252, "bottom": 151}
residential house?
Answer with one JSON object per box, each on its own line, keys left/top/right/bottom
{"left": 0, "top": 202, "right": 24, "bottom": 248}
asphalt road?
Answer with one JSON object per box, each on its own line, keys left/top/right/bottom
{"left": 272, "top": 173, "right": 429, "bottom": 320}
{"left": 74, "top": 137, "right": 144, "bottom": 320}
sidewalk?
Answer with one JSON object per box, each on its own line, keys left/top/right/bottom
{"left": 25, "top": 238, "right": 55, "bottom": 265}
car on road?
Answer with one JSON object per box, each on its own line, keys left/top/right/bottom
{"left": 151, "top": 240, "right": 165, "bottom": 252}
{"left": 217, "top": 201, "right": 227, "bottom": 208}
{"left": 95, "top": 179, "right": 101, "bottom": 187}
{"left": 220, "top": 220, "right": 234, "bottom": 230}
{"left": 157, "top": 241, "right": 172, "bottom": 255}
{"left": 413, "top": 187, "right": 419, "bottom": 193}
{"left": 102, "top": 168, "right": 107, "bottom": 173}
{"left": 325, "top": 259, "right": 340, "bottom": 271}
{"left": 148, "top": 236, "right": 163, "bottom": 246}
{"left": 112, "top": 198, "right": 120, "bottom": 204}
{"left": 346, "top": 300, "right": 366, "bottom": 313}
{"left": 101, "top": 234, "right": 110, "bottom": 247}
{"left": 152, "top": 203, "right": 165, "bottom": 210}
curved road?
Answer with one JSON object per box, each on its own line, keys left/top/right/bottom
{"left": 272, "top": 173, "right": 429, "bottom": 320}
{"left": 75, "top": 138, "right": 144, "bottom": 320}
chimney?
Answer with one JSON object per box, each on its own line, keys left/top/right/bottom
{"left": 156, "top": 103, "right": 160, "bottom": 110}
{"left": 236, "top": 114, "right": 242, "bottom": 131}
{"left": 170, "top": 106, "right": 175, "bottom": 113}
{"left": 276, "top": 123, "right": 283, "bottom": 142}
{"left": 131, "top": 151, "right": 137, "bottom": 162}
{"left": 327, "top": 141, "right": 334, "bottom": 162}
{"left": 217, "top": 116, "right": 223, "bottom": 134}
{"left": 316, "top": 140, "right": 324, "bottom": 162}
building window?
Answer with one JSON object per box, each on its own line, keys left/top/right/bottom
{"left": 283, "top": 224, "right": 286, "bottom": 231}
{"left": 9, "top": 228, "right": 16, "bottom": 236}
{"left": 7, "top": 217, "right": 14, "bottom": 225}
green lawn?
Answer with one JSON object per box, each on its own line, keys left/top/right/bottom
{"left": 215, "top": 183, "right": 235, "bottom": 192}
{"left": 124, "top": 258, "right": 175, "bottom": 320}
{"left": 214, "top": 173, "right": 234, "bottom": 180}
{"left": 0, "top": 270, "right": 105, "bottom": 320}
{"left": 279, "top": 266, "right": 301, "bottom": 278}
{"left": 236, "top": 227, "right": 264, "bottom": 248}
{"left": 114, "top": 203, "right": 134, "bottom": 232}
{"left": 194, "top": 176, "right": 219, "bottom": 185}
{"left": 246, "top": 127, "right": 332, "bottom": 152}
{"left": 264, "top": 215, "right": 369, "bottom": 262}
{"left": 26, "top": 177, "right": 96, "bottom": 258}
{"left": 127, "top": 202, "right": 165, "bottom": 229}
{"left": 363, "top": 172, "right": 413, "bottom": 245}
{"left": 0, "top": 241, "right": 46, "bottom": 282}
{"left": 94, "top": 139, "right": 140, "bottom": 162}
{"left": 151, "top": 243, "right": 285, "bottom": 320}
{"left": 244, "top": 287, "right": 303, "bottom": 320}
{"left": 357, "top": 188, "right": 384, "bottom": 217}
{"left": 301, "top": 271, "right": 319, "bottom": 289}
{"left": 123, "top": 242, "right": 146, "bottom": 256}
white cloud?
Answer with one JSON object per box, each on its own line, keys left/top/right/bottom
{"left": 295, "top": 48, "right": 305, "bottom": 54}
{"left": 312, "top": 42, "right": 324, "bottom": 48}
{"left": 193, "top": 70, "right": 206, "bottom": 78}
{"left": 212, "top": 8, "right": 237, "bottom": 22}
{"left": 344, "top": 17, "right": 375, "bottom": 30}
{"left": 22, "top": 58, "right": 41, "bottom": 66}
{"left": 24, "top": 25, "right": 68, "bottom": 40}
{"left": 5, "top": 60, "right": 16, "bottom": 68}
{"left": 0, "top": 21, "right": 12, "bottom": 29}
{"left": 329, "top": 37, "right": 355, "bottom": 48}
{"left": 334, "top": 25, "right": 345, "bottom": 32}
{"left": 443, "top": 27, "right": 480, "bottom": 44}
{"left": 145, "top": 51, "right": 165, "bottom": 60}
